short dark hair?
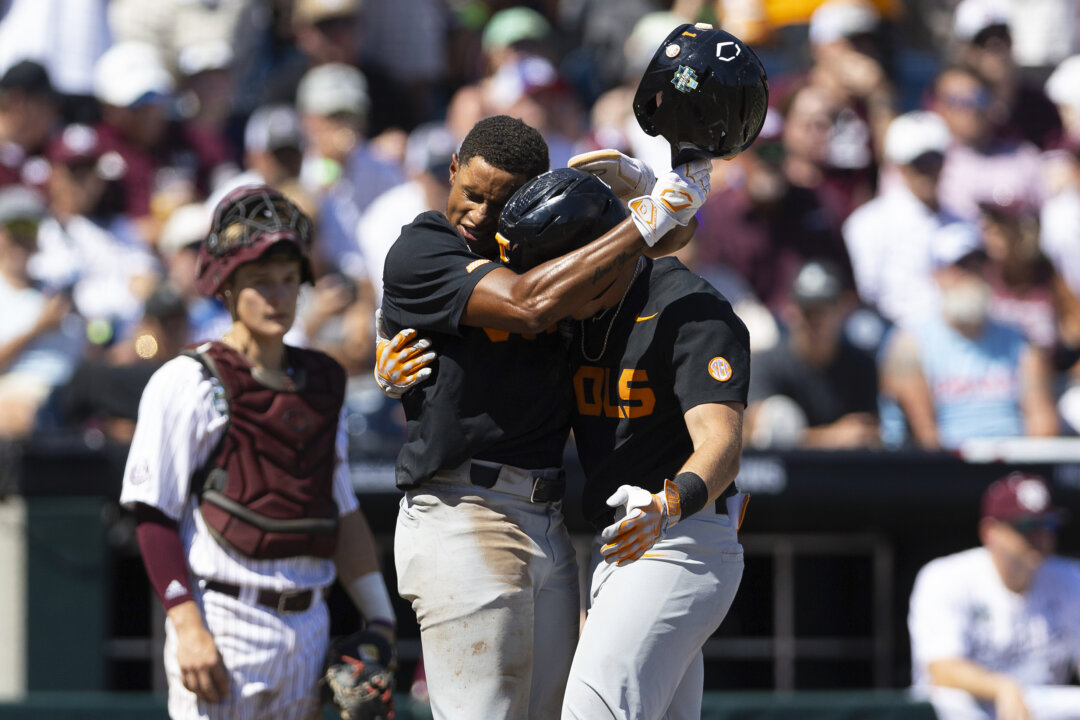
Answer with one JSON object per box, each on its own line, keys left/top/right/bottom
{"left": 458, "top": 115, "right": 548, "bottom": 179}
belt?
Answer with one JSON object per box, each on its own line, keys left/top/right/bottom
{"left": 596, "top": 482, "right": 739, "bottom": 528}
{"left": 204, "top": 580, "right": 321, "bottom": 613}
{"left": 468, "top": 461, "right": 566, "bottom": 503}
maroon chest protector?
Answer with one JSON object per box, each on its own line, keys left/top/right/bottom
{"left": 186, "top": 341, "right": 346, "bottom": 559}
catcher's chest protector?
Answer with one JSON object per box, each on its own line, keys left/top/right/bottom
{"left": 187, "top": 341, "right": 346, "bottom": 559}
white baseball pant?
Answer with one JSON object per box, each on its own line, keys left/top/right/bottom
{"left": 562, "top": 493, "right": 747, "bottom": 720}
{"left": 163, "top": 584, "right": 329, "bottom": 720}
{"left": 395, "top": 464, "right": 580, "bottom": 720}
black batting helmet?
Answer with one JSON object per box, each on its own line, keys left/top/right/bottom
{"left": 497, "top": 168, "right": 628, "bottom": 273}
{"left": 633, "top": 23, "right": 769, "bottom": 163}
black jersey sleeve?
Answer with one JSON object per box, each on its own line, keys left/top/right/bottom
{"left": 381, "top": 211, "right": 501, "bottom": 336}
{"left": 664, "top": 291, "right": 751, "bottom": 413}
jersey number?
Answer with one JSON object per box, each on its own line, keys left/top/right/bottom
{"left": 573, "top": 366, "right": 655, "bottom": 418}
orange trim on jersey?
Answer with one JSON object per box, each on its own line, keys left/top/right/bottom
{"left": 466, "top": 259, "right": 491, "bottom": 273}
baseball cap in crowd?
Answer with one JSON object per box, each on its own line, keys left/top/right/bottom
{"left": 0, "top": 60, "right": 56, "bottom": 98}
{"left": 293, "top": 0, "right": 360, "bottom": 26}
{"left": 791, "top": 259, "right": 844, "bottom": 307}
{"left": 176, "top": 41, "right": 234, "bottom": 78}
{"left": 976, "top": 192, "right": 1039, "bottom": 222}
{"left": 0, "top": 184, "right": 46, "bottom": 226}
{"left": 1045, "top": 55, "right": 1080, "bottom": 112}
{"left": 982, "top": 473, "right": 1066, "bottom": 525}
{"left": 808, "top": 0, "right": 881, "bottom": 46}
{"left": 884, "top": 111, "right": 951, "bottom": 166}
{"left": 94, "top": 42, "right": 175, "bottom": 108}
{"left": 159, "top": 203, "right": 211, "bottom": 258}
{"left": 404, "top": 122, "right": 457, "bottom": 177}
{"left": 481, "top": 7, "right": 552, "bottom": 54}
{"left": 931, "top": 221, "right": 984, "bottom": 269}
{"left": 244, "top": 105, "right": 304, "bottom": 154}
{"left": 47, "top": 124, "right": 104, "bottom": 165}
{"left": 953, "top": 0, "right": 1011, "bottom": 43}
{"left": 296, "top": 63, "right": 369, "bottom": 118}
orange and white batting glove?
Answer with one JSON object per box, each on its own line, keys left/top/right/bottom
{"left": 374, "top": 308, "right": 435, "bottom": 399}
{"left": 568, "top": 149, "right": 657, "bottom": 203}
{"left": 628, "top": 158, "right": 711, "bottom": 247}
{"left": 599, "top": 479, "right": 682, "bottom": 565}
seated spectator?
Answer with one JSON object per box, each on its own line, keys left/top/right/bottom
{"left": 699, "top": 108, "right": 852, "bottom": 313}
{"left": 933, "top": 64, "right": 1045, "bottom": 223}
{"left": 879, "top": 237, "right": 1058, "bottom": 450}
{"left": 1039, "top": 141, "right": 1080, "bottom": 326}
{"left": 0, "top": 185, "right": 83, "bottom": 438}
{"left": 908, "top": 472, "right": 1080, "bottom": 720}
{"left": 1044, "top": 55, "right": 1080, "bottom": 150}
{"left": 30, "top": 123, "right": 160, "bottom": 349}
{"left": 745, "top": 259, "right": 880, "bottom": 450}
{"left": 157, "top": 202, "right": 230, "bottom": 344}
{"left": 296, "top": 63, "right": 404, "bottom": 279}
{"left": 0, "top": 60, "right": 60, "bottom": 189}
{"left": 844, "top": 111, "right": 975, "bottom": 329}
{"left": 952, "top": 0, "right": 1063, "bottom": 150}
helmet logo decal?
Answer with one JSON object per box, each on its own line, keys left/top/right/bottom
{"left": 708, "top": 356, "right": 733, "bottom": 382}
{"left": 716, "top": 42, "right": 741, "bottom": 62}
{"left": 671, "top": 66, "right": 699, "bottom": 93}
{"left": 665, "top": 44, "right": 681, "bottom": 58}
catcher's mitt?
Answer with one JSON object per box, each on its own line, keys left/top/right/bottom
{"left": 321, "top": 630, "right": 396, "bottom": 720}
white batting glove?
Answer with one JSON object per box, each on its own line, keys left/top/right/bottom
{"left": 628, "top": 158, "right": 711, "bottom": 247}
{"left": 599, "top": 480, "right": 682, "bottom": 565}
{"left": 374, "top": 308, "right": 435, "bottom": 399}
{"left": 568, "top": 149, "right": 657, "bottom": 202}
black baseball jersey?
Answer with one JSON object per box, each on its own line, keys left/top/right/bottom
{"left": 381, "top": 210, "right": 572, "bottom": 488}
{"left": 570, "top": 257, "right": 751, "bottom": 526}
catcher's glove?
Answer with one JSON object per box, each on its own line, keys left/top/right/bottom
{"left": 322, "top": 631, "right": 397, "bottom": 720}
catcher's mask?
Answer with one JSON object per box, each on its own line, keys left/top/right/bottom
{"left": 496, "top": 167, "right": 628, "bottom": 273}
{"left": 633, "top": 23, "right": 769, "bottom": 164}
{"left": 195, "top": 184, "right": 314, "bottom": 297}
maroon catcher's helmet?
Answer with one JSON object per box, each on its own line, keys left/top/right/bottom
{"left": 194, "top": 184, "right": 314, "bottom": 297}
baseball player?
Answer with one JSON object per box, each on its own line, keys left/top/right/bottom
{"left": 378, "top": 115, "right": 711, "bottom": 719}
{"left": 493, "top": 165, "right": 751, "bottom": 720}
{"left": 120, "top": 185, "right": 396, "bottom": 720}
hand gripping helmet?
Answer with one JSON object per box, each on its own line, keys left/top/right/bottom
{"left": 497, "top": 168, "right": 628, "bottom": 273}
{"left": 633, "top": 23, "right": 769, "bottom": 164}
{"left": 195, "top": 184, "right": 314, "bottom": 297}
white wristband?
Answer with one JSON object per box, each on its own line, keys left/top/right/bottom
{"left": 344, "top": 571, "right": 396, "bottom": 627}
{"left": 628, "top": 196, "right": 677, "bottom": 247}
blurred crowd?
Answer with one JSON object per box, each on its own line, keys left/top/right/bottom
{"left": 0, "top": 0, "right": 1079, "bottom": 457}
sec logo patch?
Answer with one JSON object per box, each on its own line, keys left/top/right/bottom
{"left": 708, "top": 357, "right": 732, "bottom": 382}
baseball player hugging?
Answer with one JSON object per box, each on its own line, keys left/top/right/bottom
{"left": 120, "top": 185, "right": 395, "bottom": 720}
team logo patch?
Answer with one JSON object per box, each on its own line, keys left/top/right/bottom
{"left": 128, "top": 459, "right": 150, "bottom": 485}
{"left": 671, "top": 66, "right": 699, "bottom": 93}
{"left": 708, "top": 356, "right": 732, "bottom": 382}
{"left": 466, "top": 259, "right": 491, "bottom": 273}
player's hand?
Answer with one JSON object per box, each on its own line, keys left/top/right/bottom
{"left": 175, "top": 621, "right": 229, "bottom": 702}
{"left": 628, "top": 159, "right": 711, "bottom": 247}
{"left": 993, "top": 678, "right": 1033, "bottom": 720}
{"left": 374, "top": 308, "right": 435, "bottom": 399}
{"left": 599, "top": 480, "right": 682, "bottom": 565}
{"left": 568, "top": 149, "right": 656, "bottom": 202}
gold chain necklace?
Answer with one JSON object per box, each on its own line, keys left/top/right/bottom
{"left": 580, "top": 258, "right": 644, "bottom": 363}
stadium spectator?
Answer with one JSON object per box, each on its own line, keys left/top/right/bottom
{"left": 932, "top": 64, "right": 1045, "bottom": 223}
{"left": 844, "top": 111, "right": 974, "bottom": 329}
{"left": 697, "top": 108, "right": 852, "bottom": 312}
{"left": 30, "top": 123, "right": 160, "bottom": 349}
{"left": 951, "top": 0, "right": 1063, "bottom": 150}
{"left": 295, "top": 63, "right": 404, "bottom": 280}
{"left": 156, "top": 202, "right": 230, "bottom": 345}
{"left": 1044, "top": 54, "right": 1080, "bottom": 150}
{"left": 908, "top": 472, "right": 1080, "bottom": 720}
{"left": 0, "top": 61, "right": 59, "bottom": 188}
{"left": 0, "top": 185, "right": 82, "bottom": 438}
{"left": 745, "top": 259, "right": 879, "bottom": 450}
{"left": 779, "top": 83, "right": 875, "bottom": 229}
{"left": 878, "top": 233, "right": 1058, "bottom": 450}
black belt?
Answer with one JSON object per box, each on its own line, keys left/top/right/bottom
{"left": 204, "top": 580, "right": 320, "bottom": 613}
{"left": 595, "top": 482, "right": 739, "bottom": 529}
{"left": 468, "top": 462, "right": 567, "bottom": 503}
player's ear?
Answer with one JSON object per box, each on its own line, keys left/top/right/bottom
{"left": 449, "top": 153, "right": 459, "bottom": 185}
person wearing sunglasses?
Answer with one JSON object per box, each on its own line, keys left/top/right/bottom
{"left": 908, "top": 472, "right": 1080, "bottom": 720}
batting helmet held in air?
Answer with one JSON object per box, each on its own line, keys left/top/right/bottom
{"left": 194, "top": 184, "right": 314, "bottom": 297}
{"left": 496, "top": 167, "right": 628, "bottom": 273}
{"left": 633, "top": 23, "right": 769, "bottom": 163}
